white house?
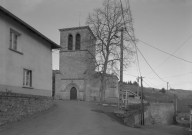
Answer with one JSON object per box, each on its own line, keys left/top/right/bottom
{"left": 0, "top": 6, "right": 60, "bottom": 96}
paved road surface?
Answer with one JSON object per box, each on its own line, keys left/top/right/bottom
{"left": 0, "top": 100, "right": 190, "bottom": 135}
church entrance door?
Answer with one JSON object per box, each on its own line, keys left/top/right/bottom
{"left": 70, "top": 87, "right": 77, "bottom": 100}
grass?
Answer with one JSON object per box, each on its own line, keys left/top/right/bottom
{"left": 177, "top": 98, "right": 192, "bottom": 113}
{"left": 123, "top": 84, "right": 192, "bottom": 113}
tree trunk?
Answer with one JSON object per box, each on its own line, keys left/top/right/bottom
{"left": 100, "top": 55, "right": 108, "bottom": 102}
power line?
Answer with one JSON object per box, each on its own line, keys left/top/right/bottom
{"left": 124, "top": 72, "right": 138, "bottom": 77}
{"left": 156, "top": 83, "right": 166, "bottom": 87}
{"left": 139, "top": 39, "right": 192, "bottom": 64}
{"left": 121, "top": 2, "right": 188, "bottom": 85}
{"left": 146, "top": 71, "right": 192, "bottom": 79}
{"left": 120, "top": 0, "right": 142, "bottom": 77}
{"left": 145, "top": 78, "right": 157, "bottom": 88}
{"left": 144, "top": 33, "right": 192, "bottom": 76}
{"left": 135, "top": 45, "right": 167, "bottom": 83}
{"left": 143, "top": 80, "right": 150, "bottom": 87}
{"left": 120, "top": 0, "right": 167, "bottom": 84}
{"left": 161, "top": 72, "right": 192, "bottom": 79}
{"left": 172, "top": 34, "right": 192, "bottom": 54}
{"left": 135, "top": 45, "right": 142, "bottom": 77}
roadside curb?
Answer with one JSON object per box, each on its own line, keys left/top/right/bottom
{"left": 98, "top": 103, "right": 118, "bottom": 107}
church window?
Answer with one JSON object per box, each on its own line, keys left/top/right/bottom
{"left": 68, "top": 34, "right": 73, "bottom": 50}
{"left": 75, "top": 34, "right": 81, "bottom": 50}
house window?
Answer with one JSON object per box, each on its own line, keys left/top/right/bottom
{"left": 75, "top": 34, "right": 81, "bottom": 50}
{"left": 23, "top": 69, "right": 32, "bottom": 87}
{"left": 68, "top": 34, "right": 73, "bottom": 50}
{"left": 10, "top": 29, "right": 21, "bottom": 51}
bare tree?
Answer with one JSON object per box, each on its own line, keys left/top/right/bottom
{"left": 86, "top": 0, "right": 136, "bottom": 101}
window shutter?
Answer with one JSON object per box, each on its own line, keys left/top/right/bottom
{"left": 14, "top": 35, "right": 17, "bottom": 50}
{"left": 30, "top": 71, "right": 32, "bottom": 87}
{"left": 10, "top": 32, "right": 12, "bottom": 48}
{"left": 23, "top": 69, "right": 25, "bottom": 86}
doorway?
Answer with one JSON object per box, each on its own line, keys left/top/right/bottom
{"left": 70, "top": 87, "right": 77, "bottom": 100}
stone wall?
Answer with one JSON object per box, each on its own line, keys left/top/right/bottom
{"left": 121, "top": 103, "right": 174, "bottom": 126}
{"left": 0, "top": 92, "right": 54, "bottom": 126}
{"left": 147, "top": 103, "right": 174, "bottom": 125}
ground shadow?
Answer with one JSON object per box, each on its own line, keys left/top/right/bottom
{"left": 91, "top": 109, "right": 126, "bottom": 126}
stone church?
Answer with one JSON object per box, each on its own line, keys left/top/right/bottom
{"left": 55, "top": 26, "right": 119, "bottom": 101}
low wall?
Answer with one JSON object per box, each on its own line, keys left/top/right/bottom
{"left": 122, "top": 103, "right": 174, "bottom": 126}
{"left": 0, "top": 92, "right": 54, "bottom": 126}
{"left": 147, "top": 103, "right": 174, "bottom": 125}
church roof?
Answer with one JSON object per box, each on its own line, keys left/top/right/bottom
{"left": 59, "top": 26, "right": 96, "bottom": 40}
{"left": 93, "top": 72, "right": 119, "bottom": 80}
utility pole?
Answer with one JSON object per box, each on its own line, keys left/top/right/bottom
{"left": 120, "top": 27, "right": 124, "bottom": 83}
{"left": 140, "top": 76, "right": 144, "bottom": 125}
{"left": 136, "top": 77, "right": 139, "bottom": 96}
{"left": 118, "top": 27, "right": 124, "bottom": 109}
{"left": 167, "top": 82, "right": 169, "bottom": 91}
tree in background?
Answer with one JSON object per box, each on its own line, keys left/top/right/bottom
{"left": 86, "top": 0, "right": 135, "bottom": 101}
{"left": 160, "top": 88, "right": 166, "bottom": 94}
{"left": 133, "top": 81, "right": 139, "bottom": 86}
{"left": 128, "top": 81, "right": 132, "bottom": 85}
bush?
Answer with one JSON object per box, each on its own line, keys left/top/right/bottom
{"left": 159, "top": 88, "right": 166, "bottom": 93}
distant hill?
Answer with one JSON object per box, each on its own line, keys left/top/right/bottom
{"left": 169, "top": 89, "right": 192, "bottom": 99}
{"left": 122, "top": 84, "right": 192, "bottom": 101}
{"left": 122, "top": 84, "right": 192, "bottom": 112}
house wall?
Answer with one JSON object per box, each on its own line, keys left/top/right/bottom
{"left": 0, "top": 12, "right": 52, "bottom": 96}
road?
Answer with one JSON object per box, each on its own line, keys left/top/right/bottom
{"left": 0, "top": 100, "right": 190, "bottom": 135}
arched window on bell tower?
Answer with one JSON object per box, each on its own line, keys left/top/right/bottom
{"left": 68, "top": 34, "right": 73, "bottom": 50}
{"left": 75, "top": 33, "right": 81, "bottom": 50}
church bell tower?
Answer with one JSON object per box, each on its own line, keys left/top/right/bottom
{"left": 56, "top": 26, "right": 96, "bottom": 100}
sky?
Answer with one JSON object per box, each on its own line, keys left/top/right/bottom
{"left": 0, "top": 0, "right": 191, "bottom": 90}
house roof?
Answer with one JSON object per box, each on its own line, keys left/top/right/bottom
{"left": 0, "top": 6, "right": 60, "bottom": 49}
{"left": 59, "top": 26, "right": 96, "bottom": 40}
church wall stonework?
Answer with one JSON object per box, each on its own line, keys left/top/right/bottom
{"left": 55, "top": 26, "right": 119, "bottom": 102}
{"left": 60, "top": 51, "right": 88, "bottom": 79}
{"left": 60, "top": 27, "right": 95, "bottom": 53}
{"left": 55, "top": 73, "right": 84, "bottom": 100}
{"left": 87, "top": 74, "right": 119, "bottom": 101}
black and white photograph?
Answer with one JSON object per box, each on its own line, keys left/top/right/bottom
{"left": 0, "top": 0, "right": 192, "bottom": 134}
